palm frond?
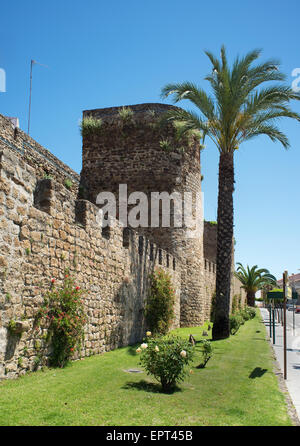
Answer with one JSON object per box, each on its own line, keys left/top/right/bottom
{"left": 161, "top": 46, "right": 300, "bottom": 154}
{"left": 161, "top": 82, "right": 215, "bottom": 120}
{"left": 234, "top": 263, "right": 276, "bottom": 293}
{"left": 244, "top": 123, "right": 290, "bottom": 149}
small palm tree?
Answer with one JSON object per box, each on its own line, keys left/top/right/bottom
{"left": 234, "top": 263, "right": 277, "bottom": 307}
{"left": 161, "top": 46, "right": 300, "bottom": 339}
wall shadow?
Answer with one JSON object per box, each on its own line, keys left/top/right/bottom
{"left": 4, "top": 333, "right": 20, "bottom": 361}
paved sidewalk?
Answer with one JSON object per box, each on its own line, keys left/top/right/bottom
{"left": 260, "top": 307, "right": 300, "bottom": 419}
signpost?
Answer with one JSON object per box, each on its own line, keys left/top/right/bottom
{"left": 272, "top": 303, "right": 276, "bottom": 344}
{"left": 283, "top": 271, "right": 288, "bottom": 380}
{"left": 293, "top": 301, "right": 295, "bottom": 335}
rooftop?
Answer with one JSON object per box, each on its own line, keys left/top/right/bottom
{"left": 277, "top": 273, "right": 300, "bottom": 285}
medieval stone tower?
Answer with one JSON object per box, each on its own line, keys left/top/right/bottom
{"left": 80, "top": 103, "right": 206, "bottom": 326}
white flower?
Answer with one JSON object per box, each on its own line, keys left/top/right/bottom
{"left": 141, "top": 343, "right": 148, "bottom": 349}
{"left": 155, "top": 346, "right": 159, "bottom": 352}
{"left": 146, "top": 331, "right": 152, "bottom": 337}
{"left": 180, "top": 350, "right": 187, "bottom": 358}
{"left": 136, "top": 347, "right": 141, "bottom": 353}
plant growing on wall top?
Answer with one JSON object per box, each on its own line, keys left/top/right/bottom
{"left": 173, "top": 120, "right": 203, "bottom": 147}
{"left": 118, "top": 106, "right": 134, "bottom": 122}
{"left": 80, "top": 116, "right": 103, "bottom": 138}
{"left": 145, "top": 269, "right": 175, "bottom": 335}
{"left": 159, "top": 138, "right": 185, "bottom": 154}
{"left": 159, "top": 138, "right": 173, "bottom": 152}
{"left": 36, "top": 271, "right": 87, "bottom": 367}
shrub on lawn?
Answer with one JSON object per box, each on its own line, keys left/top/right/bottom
{"left": 241, "top": 308, "right": 251, "bottom": 321}
{"left": 231, "top": 294, "right": 239, "bottom": 314}
{"left": 145, "top": 269, "right": 175, "bottom": 335}
{"left": 229, "top": 306, "right": 256, "bottom": 336}
{"left": 239, "top": 313, "right": 245, "bottom": 324}
{"left": 245, "top": 306, "right": 256, "bottom": 319}
{"left": 229, "top": 314, "right": 244, "bottom": 335}
{"left": 137, "top": 335, "right": 194, "bottom": 392}
{"left": 36, "top": 271, "right": 87, "bottom": 367}
{"left": 197, "top": 340, "right": 213, "bottom": 369}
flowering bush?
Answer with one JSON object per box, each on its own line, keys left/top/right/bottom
{"left": 137, "top": 335, "right": 194, "bottom": 392}
{"left": 36, "top": 272, "right": 87, "bottom": 367}
{"left": 145, "top": 269, "right": 175, "bottom": 335}
{"left": 240, "top": 308, "right": 251, "bottom": 321}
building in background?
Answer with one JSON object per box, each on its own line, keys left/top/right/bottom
{"left": 277, "top": 273, "right": 300, "bottom": 304}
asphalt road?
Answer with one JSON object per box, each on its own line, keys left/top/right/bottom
{"left": 264, "top": 305, "right": 300, "bottom": 329}
{"left": 286, "top": 306, "right": 300, "bottom": 330}
{"left": 272, "top": 305, "right": 300, "bottom": 331}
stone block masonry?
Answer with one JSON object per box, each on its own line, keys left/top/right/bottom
{"left": 81, "top": 103, "right": 205, "bottom": 327}
{"left": 0, "top": 114, "right": 180, "bottom": 379}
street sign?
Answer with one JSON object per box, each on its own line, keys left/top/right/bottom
{"left": 267, "top": 289, "right": 298, "bottom": 300}
{"left": 286, "top": 286, "right": 292, "bottom": 299}
{"left": 267, "top": 291, "right": 283, "bottom": 299}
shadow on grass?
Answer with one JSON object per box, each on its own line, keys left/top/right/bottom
{"left": 122, "top": 380, "right": 182, "bottom": 394}
{"left": 126, "top": 345, "right": 139, "bottom": 356}
{"left": 252, "top": 338, "right": 268, "bottom": 341}
{"left": 249, "top": 367, "right": 268, "bottom": 379}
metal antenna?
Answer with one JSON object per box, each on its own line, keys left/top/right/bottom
{"left": 27, "top": 60, "right": 48, "bottom": 135}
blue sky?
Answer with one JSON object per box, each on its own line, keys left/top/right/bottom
{"left": 1, "top": 0, "right": 300, "bottom": 279}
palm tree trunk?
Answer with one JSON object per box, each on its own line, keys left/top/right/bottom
{"left": 247, "top": 291, "right": 255, "bottom": 307}
{"left": 212, "top": 152, "right": 235, "bottom": 340}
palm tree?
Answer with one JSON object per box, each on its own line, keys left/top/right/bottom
{"left": 161, "top": 46, "right": 300, "bottom": 339}
{"left": 234, "top": 263, "right": 277, "bottom": 307}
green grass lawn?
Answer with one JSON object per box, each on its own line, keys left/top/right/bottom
{"left": 0, "top": 312, "right": 293, "bottom": 426}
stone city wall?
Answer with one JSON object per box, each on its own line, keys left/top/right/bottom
{"left": 0, "top": 110, "right": 245, "bottom": 381}
{"left": 0, "top": 115, "right": 181, "bottom": 380}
